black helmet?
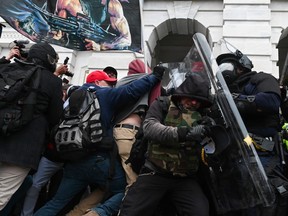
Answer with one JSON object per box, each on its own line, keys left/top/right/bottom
{"left": 216, "top": 50, "right": 253, "bottom": 72}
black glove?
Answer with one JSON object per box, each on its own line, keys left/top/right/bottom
{"left": 196, "top": 116, "right": 216, "bottom": 127}
{"left": 186, "top": 125, "right": 209, "bottom": 142}
{"left": 152, "top": 66, "right": 165, "bottom": 80}
{"left": 234, "top": 95, "right": 258, "bottom": 115}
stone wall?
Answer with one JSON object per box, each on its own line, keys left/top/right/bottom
{"left": 0, "top": 0, "right": 288, "bottom": 82}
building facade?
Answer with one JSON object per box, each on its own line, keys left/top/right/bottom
{"left": 1, "top": 0, "right": 288, "bottom": 84}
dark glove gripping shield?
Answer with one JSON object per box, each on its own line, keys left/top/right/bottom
{"left": 201, "top": 125, "right": 231, "bottom": 156}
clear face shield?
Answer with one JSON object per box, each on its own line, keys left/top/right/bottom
{"left": 161, "top": 46, "right": 209, "bottom": 95}
{"left": 160, "top": 45, "right": 210, "bottom": 112}
{"left": 161, "top": 62, "right": 189, "bottom": 94}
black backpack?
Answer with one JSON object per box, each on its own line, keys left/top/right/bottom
{"left": 0, "top": 61, "right": 41, "bottom": 136}
{"left": 53, "top": 88, "right": 105, "bottom": 161}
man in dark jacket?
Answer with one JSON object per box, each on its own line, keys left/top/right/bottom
{"left": 217, "top": 50, "right": 281, "bottom": 138}
{"left": 34, "top": 67, "right": 164, "bottom": 216}
{"left": 216, "top": 50, "right": 287, "bottom": 216}
{"left": 118, "top": 72, "right": 213, "bottom": 216}
{"left": 0, "top": 42, "right": 63, "bottom": 211}
{"left": 65, "top": 60, "right": 156, "bottom": 216}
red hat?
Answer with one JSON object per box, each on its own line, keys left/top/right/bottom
{"left": 86, "top": 70, "right": 117, "bottom": 83}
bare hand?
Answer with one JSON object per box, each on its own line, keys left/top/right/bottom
{"left": 85, "top": 39, "right": 101, "bottom": 51}
{"left": 6, "top": 46, "right": 20, "bottom": 60}
{"left": 54, "top": 64, "right": 68, "bottom": 76}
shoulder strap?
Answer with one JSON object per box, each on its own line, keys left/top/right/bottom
{"left": 22, "top": 65, "right": 42, "bottom": 104}
{"left": 69, "top": 89, "right": 87, "bottom": 116}
{"left": 157, "top": 96, "right": 170, "bottom": 115}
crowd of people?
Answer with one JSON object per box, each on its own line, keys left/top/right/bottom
{"left": 0, "top": 41, "right": 288, "bottom": 216}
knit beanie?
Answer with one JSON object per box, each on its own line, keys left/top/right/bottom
{"left": 127, "top": 59, "right": 151, "bottom": 75}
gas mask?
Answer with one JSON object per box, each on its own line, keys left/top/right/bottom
{"left": 219, "top": 62, "right": 238, "bottom": 85}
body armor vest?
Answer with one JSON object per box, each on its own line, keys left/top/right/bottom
{"left": 147, "top": 101, "right": 202, "bottom": 176}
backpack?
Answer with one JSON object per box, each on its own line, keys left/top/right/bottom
{"left": 0, "top": 61, "right": 41, "bottom": 136}
{"left": 53, "top": 88, "right": 104, "bottom": 161}
{"left": 125, "top": 96, "right": 170, "bottom": 174}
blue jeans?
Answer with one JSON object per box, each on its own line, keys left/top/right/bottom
{"left": 21, "top": 156, "right": 63, "bottom": 216}
{"left": 34, "top": 153, "right": 126, "bottom": 216}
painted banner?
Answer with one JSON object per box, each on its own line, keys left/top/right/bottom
{"left": 0, "top": 0, "right": 141, "bottom": 52}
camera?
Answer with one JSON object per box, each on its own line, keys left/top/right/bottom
{"left": 63, "top": 57, "right": 74, "bottom": 77}
{"left": 14, "top": 40, "right": 29, "bottom": 58}
{"left": 65, "top": 71, "right": 74, "bottom": 77}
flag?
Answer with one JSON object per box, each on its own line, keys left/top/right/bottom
{"left": 0, "top": 0, "right": 141, "bottom": 52}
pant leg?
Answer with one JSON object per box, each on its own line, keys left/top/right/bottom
{"left": 0, "top": 162, "right": 30, "bottom": 210}
{"left": 21, "top": 156, "right": 63, "bottom": 216}
{"left": 170, "top": 178, "right": 209, "bottom": 216}
{"left": 90, "top": 155, "right": 127, "bottom": 216}
{"left": 66, "top": 188, "right": 106, "bottom": 216}
{"left": 35, "top": 154, "right": 117, "bottom": 216}
{"left": 114, "top": 127, "right": 138, "bottom": 186}
{"left": 33, "top": 167, "right": 88, "bottom": 216}
{"left": 0, "top": 175, "right": 32, "bottom": 216}
{"left": 118, "top": 173, "right": 170, "bottom": 216}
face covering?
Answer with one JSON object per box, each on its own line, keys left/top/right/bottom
{"left": 219, "top": 62, "right": 238, "bottom": 85}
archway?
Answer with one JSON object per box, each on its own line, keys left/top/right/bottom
{"left": 145, "top": 18, "right": 212, "bottom": 67}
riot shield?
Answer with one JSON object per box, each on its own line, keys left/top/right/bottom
{"left": 189, "top": 32, "right": 276, "bottom": 213}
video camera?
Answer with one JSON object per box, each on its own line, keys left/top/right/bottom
{"left": 13, "top": 40, "right": 29, "bottom": 58}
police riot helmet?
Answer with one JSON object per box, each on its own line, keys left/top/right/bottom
{"left": 216, "top": 50, "right": 253, "bottom": 72}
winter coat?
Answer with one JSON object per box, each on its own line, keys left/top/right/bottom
{"left": 0, "top": 65, "right": 63, "bottom": 170}
{"left": 113, "top": 73, "right": 149, "bottom": 124}
{"left": 82, "top": 73, "right": 160, "bottom": 138}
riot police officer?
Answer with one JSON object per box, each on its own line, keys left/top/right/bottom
{"left": 216, "top": 50, "right": 288, "bottom": 216}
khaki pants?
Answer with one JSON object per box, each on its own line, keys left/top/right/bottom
{"left": 66, "top": 188, "right": 105, "bottom": 216}
{"left": 113, "top": 126, "right": 138, "bottom": 186}
{"left": 0, "top": 162, "right": 30, "bottom": 210}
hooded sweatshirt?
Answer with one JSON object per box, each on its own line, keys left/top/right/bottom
{"left": 143, "top": 72, "right": 213, "bottom": 175}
